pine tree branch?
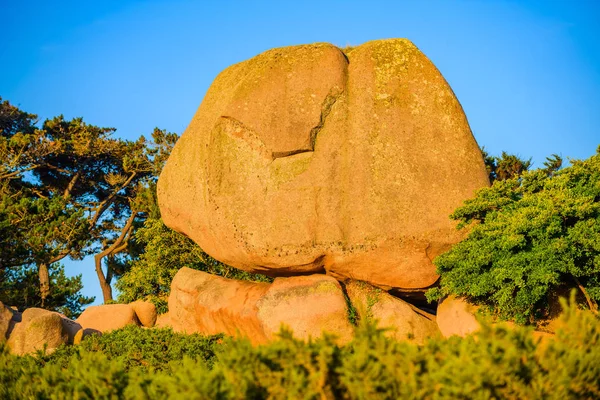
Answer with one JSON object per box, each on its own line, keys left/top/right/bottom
{"left": 89, "top": 172, "right": 137, "bottom": 227}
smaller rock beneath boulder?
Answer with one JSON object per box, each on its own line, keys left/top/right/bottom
{"left": 169, "top": 267, "right": 271, "bottom": 342}
{"left": 76, "top": 304, "right": 140, "bottom": 333}
{"left": 345, "top": 281, "right": 439, "bottom": 344}
{"left": 169, "top": 268, "right": 353, "bottom": 344}
{"left": 436, "top": 295, "right": 481, "bottom": 338}
{"left": 257, "top": 275, "right": 354, "bottom": 343}
{"left": 130, "top": 300, "right": 157, "bottom": 327}
{"left": 0, "top": 301, "right": 15, "bottom": 342}
{"left": 7, "top": 308, "right": 68, "bottom": 355}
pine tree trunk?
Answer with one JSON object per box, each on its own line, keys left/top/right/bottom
{"left": 93, "top": 211, "right": 136, "bottom": 304}
{"left": 39, "top": 263, "right": 50, "bottom": 307}
{"left": 95, "top": 256, "right": 113, "bottom": 303}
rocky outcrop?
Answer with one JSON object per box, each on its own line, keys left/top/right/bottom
{"left": 158, "top": 39, "right": 489, "bottom": 292}
{"left": 76, "top": 304, "right": 140, "bottom": 333}
{"left": 7, "top": 308, "right": 68, "bottom": 356}
{"left": 345, "top": 281, "right": 439, "bottom": 344}
{"left": 169, "top": 267, "right": 353, "bottom": 344}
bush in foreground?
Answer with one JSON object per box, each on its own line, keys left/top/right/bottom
{"left": 1, "top": 297, "right": 598, "bottom": 399}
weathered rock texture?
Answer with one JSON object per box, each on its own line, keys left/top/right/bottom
{"left": 130, "top": 300, "right": 157, "bottom": 328}
{"left": 155, "top": 312, "right": 172, "bottom": 328}
{"left": 0, "top": 301, "right": 14, "bottom": 342}
{"left": 436, "top": 295, "right": 481, "bottom": 338}
{"left": 257, "top": 274, "right": 353, "bottom": 342}
{"left": 76, "top": 304, "right": 140, "bottom": 333}
{"left": 169, "top": 267, "right": 353, "bottom": 344}
{"left": 158, "top": 39, "right": 489, "bottom": 291}
{"left": 7, "top": 308, "right": 68, "bottom": 356}
{"left": 60, "top": 317, "right": 83, "bottom": 345}
{"left": 345, "top": 281, "right": 439, "bottom": 344}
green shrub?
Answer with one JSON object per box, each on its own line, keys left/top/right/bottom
{"left": 428, "top": 148, "right": 600, "bottom": 323}
{"left": 38, "top": 325, "right": 222, "bottom": 373}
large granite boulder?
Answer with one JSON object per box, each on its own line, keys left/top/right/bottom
{"left": 158, "top": 39, "right": 489, "bottom": 291}
{"left": 169, "top": 267, "right": 353, "bottom": 344}
{"left": 345, "top": 280, "right": 439, "bottom": 344}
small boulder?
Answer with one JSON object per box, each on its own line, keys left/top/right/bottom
{"left": 130, "top": 300, "right": 157, "bottom": 327}
{"left": 7, "top": 308, "right": 68, "bottom": 355}
{"left": 345, "top": 281, "right": 439, "bottom": 344}
{"left": 436, "top": 295, "right": 481, "bottom": 338}
{"left": 436, "top": 294, "right": 570, "bottom": 340}
{"left": 59, "top": 316, "right": 83, "bottom": 344}
{"left": 169, "top": 267, "right": 271, "bottom": 342}
{"left": 257, "top": 275, "right": 354, "bottom": 343}
{"left": 72, "top": 328, "right": 101, "bottom": 345}
{"left": 76, "top": 304, "right": 140, "bottom": 333}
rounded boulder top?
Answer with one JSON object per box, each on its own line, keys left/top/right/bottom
{"left": 157, "top": 39, "right": 489, "bottom": 291}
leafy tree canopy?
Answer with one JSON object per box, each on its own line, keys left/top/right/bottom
{"left": 428, "top": 147, "right": 600, "bottom": 324}
{"left": 0, "top": 96, "right": 179, "bottom": 313}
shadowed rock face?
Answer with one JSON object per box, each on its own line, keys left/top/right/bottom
{"left": 158, "top": 39, "right": 489, "bottom": 291}
{"left": 345, "top": 280, "right": 440, "bottom": 344}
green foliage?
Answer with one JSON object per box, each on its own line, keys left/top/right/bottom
{"left": 1, "top": 299, "right": 599, "bottom": 399}
{"left": 343, "top": 289, "right": 358, "bottom": 325}
{"left": 117, "top": 217, "right": 272, "bottom": 313}
{"left": 0, "top": 96, "right": 183, "bottom": 309}
{"left": 0, "top": 263, "right": 93, "bottom": 318}
{"left": 428, "top": 148, "right": 600, "bottom": 323}
{"left": 481, "top": 147, "right": 534, "bottom": 183}
{"left": 38, "top": 325, "right": 222, "bottom": 372}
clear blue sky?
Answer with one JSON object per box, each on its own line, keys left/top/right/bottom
{"left": 2, "top": 0, "right": 599, "bottom": 305}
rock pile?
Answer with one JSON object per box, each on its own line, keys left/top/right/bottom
{"left": 153, "top": 38, "right": 491, "bottom": 343}
{"left": 168, "top": 267, "right": 353, "bottom": 344}
{"left": 152, "top": 38, "right": 491, "bottom": 344}
{"left": 2, "top": 300, "right": 156, "bottom": 355}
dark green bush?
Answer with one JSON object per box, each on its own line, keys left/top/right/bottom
{"left": 428, "top": 148, "right": 600, "bottom": 323}
{"left": 37, "top": 325, "right": 222, "bottom": 373}
{"left": 1, "top": 297, "right": 599, "bottom": 399}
